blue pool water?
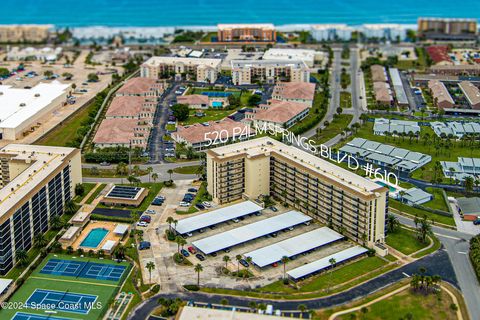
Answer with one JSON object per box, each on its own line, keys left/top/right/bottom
{"left": 212, "top": 101, "right": 223, "bottom": 108}
{"left": 375, "top": 181, "right": 397, "bottom": 192}
{"left": 80, "top": 228, "right": 109, "bottom": 248}
{"left": 1, "top": 0, "right": 479, "bottom": 27}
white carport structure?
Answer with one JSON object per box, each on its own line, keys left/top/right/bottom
{"left": 287, "top": 246, "right": 368, "bottom": 280}
{"left": 173, "top": 201, "right": 263, "bottom": 235}
{"left": 244, "top": 227, "right": 344, "bottom": 268}
{"left": 192, "top": 211, "right": 312, "bottom": 255}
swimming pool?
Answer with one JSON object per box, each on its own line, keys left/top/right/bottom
{"left": 375, "top": 181, "right": 397, "bottom": 192}
{"left": 80, "top": 228, "right": 109, "bottom": 248}
{"left": 211, "top": 101, "right": 223, "bottom": 108}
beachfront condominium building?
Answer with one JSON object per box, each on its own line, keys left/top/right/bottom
{"left": 140, "top": 57, "right": 221, "bottom": 83}
{"left": 361, "top": 24, "right": 408, "bottom": 41}
{"left": 0, "top": 25, "right": 52, "bottom": 43}
{"left": 418, "top": 18, "right": 478, "bottom": 39}
{"left": 0, "top": 81, "right": 71, "bottom": 141}
{"left": 206, "top": 137, "right": 389, "bottom": 247}
{"left": 217, "top": 24, "right": 276, "bottom": 42}
{"left": 231, "top": 60, "right": 310, "bottom": 85}
{"left": 310, "top": 24, "right": 353, "bottom": 41}
{"left": 0, "top": 144, "right": 82, "bottom": 275}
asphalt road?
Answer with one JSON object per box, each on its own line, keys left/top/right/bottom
{"left": 394, "top": 213, "right": 479, "bottom": 319}
{"left": 128, "top": 250, "right": 456, "bottom": 320}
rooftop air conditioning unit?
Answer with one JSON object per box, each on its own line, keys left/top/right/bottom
{"left": 19, "top": 103, "right": 26, "bottom": 107}
{"left": 34, "top": 93, "right": 40, "bottom": 97}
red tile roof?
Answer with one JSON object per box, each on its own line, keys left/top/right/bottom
{"left": 106, "top": 96, "right": 147, "bottom": 117}
{"left": 253, "top": 100, "right": 309, "bottom": 124}
{"left": 116, "top": 77, "right": 164, "bottom": 95}
{"left": 272, "top": 82, "right": 316, "bottom": 101}
{"left": 177, "top": 94, "right": 209, "bottom": 106}
{"left": 93, "top": 118, "right": 139, "bottom": 144}
{"left": 426, "top": 46, "right": 452, "bottom": 64}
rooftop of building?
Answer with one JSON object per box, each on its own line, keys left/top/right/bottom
{"left": 142, "top": 56, "right": 221, "bottom": 68}
{"left": 116, "top": 77, "right": 164, "bottom": 95}
{"left": 457, "top": 197, "right": 480, "bottom": 215}
{"left": 0, "top": 80, "right": 70, "bottom": 129}
{"left": 208, "top": 137, "right": 386, "bottom": 197}
{"left": 428, "top": 80, "right": 455, "bottom": 104}
{"left": 177, "top": 94, "right": 209, "bottom": 105}
{"left": 426, "top": 46, "right": 452, "bottom": 64}
{"left": 93, "top": 118, "right": 139, "bottom": 144}
{"left": 458, "top": 81, "right": 480, "bottom": 106}
{"left": 0, "top": 144, "right": 78, "bottom": 217}
{"left": 106, "top": 96, "right": 151, "bottom": 118}
{"left": 174, "top": 118, "right": 253, "bottom": 144}
{"left": 311, "top": 24, "right": 352, "bottom": 30}
{"left": 272, "top": 82, "right": 316, "bottom": 101}
{"left": 263, "top": 48, "right": 319, "bottom": 62}
{"left": 252, "top": 100, "right": 309, "bottom": 124}
{"left": 231, "top": 59, "right": 307, "bottom": 69}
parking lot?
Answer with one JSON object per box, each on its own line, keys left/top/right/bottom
{"left": 0, "top": 49, "right": 120, "bottom": 146}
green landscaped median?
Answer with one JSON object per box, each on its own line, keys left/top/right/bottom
{"left": 0, "top": 254, "right": 131, "bottom": 320}
{"left": 338, "top": 287, "right": 457, "bottom": 320}
{"left": 198, "top": 255, "right": 395, "bottom": 300}
{"left": 173, "top": 165, "right": 201, "bottom": 174}
{"left": 386, "top": 227, "right": 429, "bottom": 255}
{"left": 312, "top": 114, "right": 353, "bottom": 145}
{"left": 389, "top": 199, "right": 455, "bottom": 226}
{"left": 180, "top": 109, "right": 235, "bottom": 126}
{"left": 73, "top": 183, "right": 96, "bottom": 203}
{"left": 85, "top": 183, "right": 106, "bottom": 204}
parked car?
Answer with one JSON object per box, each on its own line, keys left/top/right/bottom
{"left": 188, "top": 246, "right": 197, "bottom": 254}
{"left": 269, "top": 206, "right": 278, "bottom": 212}
{"left": 272, "top": 262, "right": 278, "bottom": 267}
{"left": 179, "top": 201, "right": 190, "bottom": 207}
{"left": 198, "top": 228, "right": 205, "bottom": 233}
{"left": 188, "top": 188, "right": 198, "bottom": 193}
{"left": 137, "top": 221, "right": 148, "bottom": 227}
{"left": 151, "top": 199, "right": 163, "bottom": 206}
{"left": 210, "top": 252, "right": 217, "bottom": 257}
{"left": 181, "top": 249, "right": 190, "bottom": 257}
{"left": 239, "top": 259, "right": 249, "bottom": 267}
{"left": 223, "top": 248, "right": 231, "bottom": 253}
{"left": 202, "top": 201, "right": 211, "bottom": 208}
{"left": 195, "top": 203, "right": 205, "bottom": 210}
{"left": 138, "top": 241, "right": 151, "bottom": 250}
{"left": 232, "top": 218, "right": 240, "bottom": 223}
{"left": 196, "top": 254, "right": 205, "bottom": 261}
{"left": 100, "top": 162, "right": 110, "bottom": 166}
{"left": 145, "top": 209, "right": 156, "bottom": 215}
{"left": 157, "top": 196, "right": 166, "bottom": 200}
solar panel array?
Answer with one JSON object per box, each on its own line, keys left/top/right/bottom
{"left": 106, "top": 186, "right": 142, "bottom": 199}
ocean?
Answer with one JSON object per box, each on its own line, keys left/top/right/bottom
{"left": 2, "top": 0, "right": 480, "bottom": 27}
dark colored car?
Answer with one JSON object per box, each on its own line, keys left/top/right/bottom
{"left": 140, "top": 215, "right": 151, "bottom": 223}
{"left": 195, "top": 203, "right": 205, "bottom": 210}
{"left": 152, "top": 199, "right": 163, "bottom": 206}
{"left": 210, "top": 252, "right": 217, "bottom": 257}
{"left": 269, "top": 206, "right": 278, "bottom": 212}
{"left": 239, "top": 259, "right": 249, "bottom": 267}
{"left": 196, "top": 254, "right": 205, "bottom": 261}
{"left": 138, "top": 241, "right": 151, "bottom": 250}
{"left": 188, "top": 188, "right": 198, "bottom": 193}
{"left": 181, "top": 249, "right": 190, "bottom": 257}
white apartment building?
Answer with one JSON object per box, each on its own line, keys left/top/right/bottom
{"left": 140, "top": 57, "right": 221, "bottom": 83}
{"left": 311, "top": 24, "right": 353, "bottom": 41}
{"left": 231, "top": 60, "right": 310, "bottom": 85}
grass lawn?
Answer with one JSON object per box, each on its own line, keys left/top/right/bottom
{"left": 191, "top": 87, "right": 241, "bottom": 97}
{"left": 34, "top": 101, "right": 95, "bottom": 147}
{"left": 312, "top": 114, "right": 353, "bottom": 144}
{"left": 73, "top": 183, "right": 96, "bottom": 203}
{"left": 85, "top": 183, "right": 106, "bottom": 204}
{"left": 200, "top": 31, "right": 217, "bottom": 42}
{"left": 180, "top": 109, "right": 235, "bottom": 126}
{"left": 423, "top": 187, "right": 449, "bottom": 212}
{"left": 82, "top": 168, "right": 148, "bottom": 178}
{"left": 389, "top": 199, "right": 455, "bottom": 226}
{"left": 0, "top": 254, "right": 131, "bottom": 320}
{"left": 340, "top": 91, "right": 352, "bottom": 109}
{"left": 338, "top": 288, "right": 457, "bottom": 320}
{"left": 165, "top": 123, "right": 176, "bottom": 131}
{"left": 173, "top": 165, "right": 201, "bottom": 174}
{"left": 386, "top": 227, "right": 428, "bottom": 255}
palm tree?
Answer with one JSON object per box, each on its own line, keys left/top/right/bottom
{"left": 50, "top": 215, "right": 64, "bottom": 230}
{"left": 147, "top": 167, "right": 153, "bottom": 183}
{"left": 464, "top": 176, "right": 474, "bottom": 194}
{"left": 167, "top": 169, "right": 174, "bottom": 181}
{"left": 245, "top": 256, "right": 253, "bottom": 268}
{"left": 235, "top": 254, "right": 242, "bottom": 273}
{"left": 64, "top": 199, "right": 77, "bottom": 214}
{"left": 116, "top": 162, "right": 128, "bottom": 176}
{"left": 248, "top": 301, "right": 257, "bottom": 311}
{"left": 152, "top": 172, "right": 159, "bottom": 183}
{"left": 175, "top": 236, "right": 186, "bottom": 254}
{"left": 281, "top": 256, "right": 289, "bottom": 280}
{"left": 114, "top": 244, "right": 126, "bottom": 260}
{"left": 15, "top": 249, "right": 28, "bottom": 266}
{"left": 166, "top": 216, "right": 174, "bottom": 232}
{"left": 328, "top": 258, "right": 336, "bottom": 291}
{"left": 220, "top": 298, "right": 229, "bottom": 306}
{"left": 51, "top": 240, "right": 62, "bottom": 253}
{"left": 386, "top": 214, "right": 399, "bottom": 233}
{"left": 34, "top": 233, "right": 47, "bottom": 248}
{"left": 194, "top": 263, "right": 203, "bottom": 287}
{"left": 416, "top": 215, "right": 433, "bottom": 243}
{"left": 298, "top": 304, "right": 307, "bottom": 313}
{"left": 146, "top": 261, "right": 155, "bottom": 283}
{"left": 223, "top": 255, "right": 230, "bottom": 270}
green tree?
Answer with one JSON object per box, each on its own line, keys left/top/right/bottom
{"left": 386, "top": 214, "right": 400, "bottom": 233}
{"left": 152, "top": 172, "right": 159, "bottom": 183}
{"left": 74, "top": 183, "right": 85, "bottom": 197}
{"left": 62, "top": 72, "right": 73, "bottom": 80}
{"left": 416, "top": 215, "right": 433, "bottom": 243}
{"left": 34, "top": 233, "right": 47, "bottom": 248}
{"left": 87, "top": 73, "right": 99, "bottom": 82}
{"left": 328, "top": 257, "right": 336, "bottom": 291}
{"left": 281, "top": 256, "right": 289, "bottom": 280}
{"left": 0, "top": 68, "right": 10, "bottom": 78}
{"left": 146, "top": 261, "right": 156, "bottom": 283}
{"left": 147, "top": 167, "right": 153, "bottom": 183}
{"left": 236, "top": 254, "right": 242, "bottom": 274}
{"left": 167, "top": 169, "right": 174, "bottom": 181}
{"left": 464, "top": 176, "right": 474, "bottom": 194}
{"left": 50, "top": 215, "right": 64, "bottom": 230}
{"left": 171, "top": 104, "right": 190, "bottom": 121}
{"left": 44, "top": 70, "right": 53, "bottom": 79}
{"left": 65, "top": 199, "right": 77, "bottom": 214}
{"left": 248, "top": 94, "right": 262, "bottom": 106}
{"left": 194, "top": 263, "right": 203, "bottom": 286}
{"left": 15, "top": 249, "right": 28, "bottom": 266}
{"left": 223, "top": 255, "right": 231, "bottom": 270}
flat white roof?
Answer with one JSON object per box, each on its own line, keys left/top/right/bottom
{"left": 60, "top": 226, "right": 80, "bottom": 241}
{"left": 179, "top": 306, "right": 289, "bottom": 320}
{"left": 287, "top": 246, "right": 368, "bottom": 280}
{"left": 174, "top": 201, "right": 263, "bottom": 235}
{"left": 0, "top": 278, "right": 13, "bottom": 294}
{"left": 113, "top": 224, "right": 129, "bottom": 235}
{"left": 244, "top": 227, "right": 343, "bottom": 268}
{"left": 0, "top": 80, "right": 69, "bottom": 129}
{"left": 192, "top": 211, "right": 312, "bottom": 254}
{"left": 101, "top": 240, "right": 117, "bottom": 251}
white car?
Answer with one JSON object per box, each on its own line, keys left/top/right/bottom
{"left": 202, "top": 201, "right": 211, "bottom": 208}
{"left": 145, "top": 209, "right": 156, "bottom": 215}
{"left": 232, "top": 218, "right": 240, "bottom": 223}
{"left": 137, "top": 221, "right": 148, "bottom": 227}
{"left": 179, "top": 201, "right": 190, "bottom": 207}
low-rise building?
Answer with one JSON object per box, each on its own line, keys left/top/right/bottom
{"left": 0, "top": 24, "right": 52, "bottom": 43}
{"left": 426, "top": 46, "right": 453, "bottom": 66}
{"left": 373, "top": 118, "right": 420, "bottom": 136}
{"left": 177, "top": 94, "right": 229, "bottom": 109}
{"left": 262, "top": 48, "right": 323, "bottom": 68}
{"left": 310, "top": 24, "right": 353, "bottom": 41}
{"left": 245, "top": 100, "right": 310, "bottom": 131}
{"left": 217, "top": 23, "right": 276, "bottom": 42}
{"left": 361, "top": 24, "right": 408, "bottom": 40}
{"left": 428, "top": 64, "right": 480, "bottom": 76}
{"left": 141, "top": 57, "right": 221, "bottom": 83}
{"left": 399, "top": 188, "right": 433, "bottom": 205}
{"left": 431, "top": 121, "right": 480, "bottom": 138}
{"left": 441, "top": 157, "right": 480, "bottom": 181}
{"left": 428, "top": 80, "right": 455, "bottom": 109}
{"left": 115, "top": 77, "right": 165, "bottom": 97}
{"left": 0, "top": 81, "right": 71, "bottom": 141}
{"left": 271, "top": 82, "right": 316, "bottom": 106}
{"left": 172, "top": 118, "right": 254, "bottom": 151}
{"left": 178, "top": 306, "right": 289, "bottom": 320}
{"left": 458, "top": 81, "right": 480, "bottom": 109}
{"left": 231, "top": 60, "right": 310, "bottom": 85}
{"left": 0, "top": 144, "right": 82, "bottom": 274}
{"left": 373, "top": 81, "right": 393, "bottom": 105}
{"left": 6, "top": 46, "right": 62, "bottom": 62}
{"left": 371, "top": 65, "right": 387, "bottom": 82}
{"left": 388, "top": 68, "right": 409, "bottom": 106}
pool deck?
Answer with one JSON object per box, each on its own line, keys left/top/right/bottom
{"left": 70, "top": 221, "right": 125, "bottom": 252}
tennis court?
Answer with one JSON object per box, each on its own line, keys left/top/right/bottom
{"left": 40, "top": 259, "right": 126, "bottom": 281}
{"left": 12, "top": 313, "right": 71, "bottom": 320}
{"left": 25, "top": 289, "right": 97, "bottom": 314}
